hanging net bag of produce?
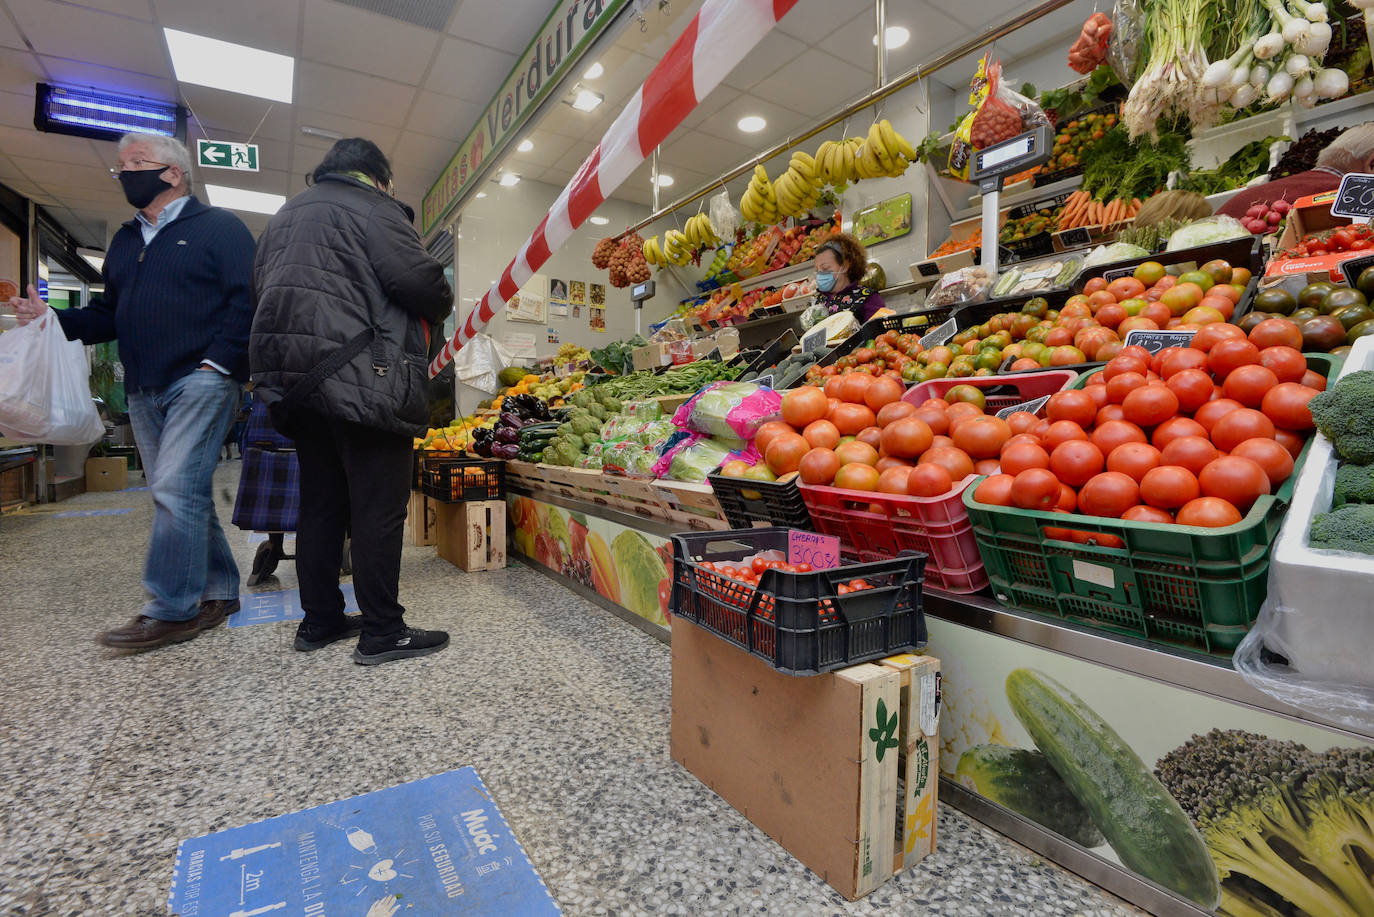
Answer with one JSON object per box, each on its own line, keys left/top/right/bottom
{"left": 948, "top": 56, "right": 1051, "bottom": 181}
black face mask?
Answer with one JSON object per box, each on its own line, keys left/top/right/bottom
{"left": 119, "top": 169, "right": 170, "bottom": 209}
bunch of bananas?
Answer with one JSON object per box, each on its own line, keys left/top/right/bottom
{"left": 772, "top": 151, "right": 825, "bottom": 218}
{"left": 816, "top": 136, "right": 865, "bottom": 186}
{"left": 643, "top": 231, "right": 693, "bottom": 267}
{"left": 853, "top": 119, "right": 917, "bottom": 180}
{"left": 684, "top": 212, "right": 720, "bottom": 248}
{"left": 739, "top": 164, "right": 780, "bottom": 225}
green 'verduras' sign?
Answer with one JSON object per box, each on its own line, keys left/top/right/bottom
{"left": 197, "top": 139, "right": 259, "bottom": 172}
{"left": 421, "top": 0, "right": 628, "bottom": 234}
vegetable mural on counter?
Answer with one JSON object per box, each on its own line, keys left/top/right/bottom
{"left": 508, "top": 494, "right": 672, "bottom": 627}
{"left": 928, "top": 618, "right": 1374, "bottom": 917}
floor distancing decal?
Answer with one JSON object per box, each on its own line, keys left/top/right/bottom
{"left": 167, "top": 767, "right": 561, "bottom": 916}
{"left": 230, "top": 584, "right": 356, "bottom": 628}
{"left": 52, "top": 508, "right": 132, "bottom": 518}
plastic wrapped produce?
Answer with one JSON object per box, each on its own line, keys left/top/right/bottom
{"left": 673, "top": 381, "right": 781, "bottom": 444}
{"left": 661, "top": 435, "right": 734, "bottom": 483}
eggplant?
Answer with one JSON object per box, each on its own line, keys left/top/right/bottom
{"left": 472, "top": 440, "right": 494, "bottom": 457}
{"left": 472, "top": 427, "right": 495, "bottom": 442}
{"left": 499, "top": 412, "right": 523, "bottom": 428}
{"left": 495, "top": 427, "right": 519, "bottom": 444}
{"left": 492, "top": 442, "right": 520, "bottom": 459}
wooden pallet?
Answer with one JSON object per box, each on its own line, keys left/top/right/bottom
{"left": 505, "top": 460, "right": 728, "bottom": 531}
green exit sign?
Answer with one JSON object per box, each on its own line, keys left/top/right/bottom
{"left": 197, "top": 139, "right": 259, "bottom": 172}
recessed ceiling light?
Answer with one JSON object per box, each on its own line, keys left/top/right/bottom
{"left": 654, "top": 174, "right": 674, "bottom": 187}
{"left": 737, "top": 115, "right": 767, "bottom": 133}
{"left": 475, "top": 191, "right": 487, "bottom": 199}
{"left": 516, "top": 139, "right": 533, "bottom": 152}
{"left": 499, "top": 173, "right": 520, "bottom": 187}
{"left": 584, "top": 62, "right": 604, "bottom": 80}
{"left": 301, "top": 125, "right": 342, "bottom": 141}
{"left": 873, "top": 26, "right": 910, "bottom": 49}
{"left": 204, "top": 184, "right": 286, "bottom": 215}
{"left": 571, "top": 88, "right": 603, "bottom": 112}
{"left": 163, "top": 28, "right": 294, "bottom": 103}
{"left": 589, "top": 215, "right": 609, "bottom": 225}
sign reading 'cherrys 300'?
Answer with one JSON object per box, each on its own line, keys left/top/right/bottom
{"left": 422, "top": 0, "right": 628, "bottom": 233}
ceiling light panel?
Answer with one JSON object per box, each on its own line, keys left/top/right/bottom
{"left": 205, "top": 184, "right": 286, "bottom": 215}
{"left": 164, "top": 28, "right": 295, "bottom": 103}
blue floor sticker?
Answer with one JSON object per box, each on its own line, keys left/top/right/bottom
{"left": 167, "top": 767, "right": 561, "bottom": 916}
{"left": 123, "top": 485, "right": 149, "bottom": 492}
{"left": 52, "top": 508, "right": 132, "bottom": 518}
{"left": 230, "top": 584, "right": 355, "bottom": 628}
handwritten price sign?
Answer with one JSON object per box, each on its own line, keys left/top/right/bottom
{"left": 788, "top": 530, "right": 841, "bottom": 569}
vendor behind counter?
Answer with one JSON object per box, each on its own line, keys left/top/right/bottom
{"left": 811, "top": 233, "right": 885, "bottom": 323}
{"left": 1215, "top": 122, "right": 1374, "bottom": 220}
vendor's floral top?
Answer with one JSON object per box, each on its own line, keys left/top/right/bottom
{"left": 817, "top": 283, "right": 885, "bottom": 323}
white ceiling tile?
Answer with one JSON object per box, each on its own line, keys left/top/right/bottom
{"left": 447, "top": 0, "right": 547, "bottom": 54}
{"left": 659, "top": 129, "right": 754, "bottom": 176}
{"left": 682, "top": 87, "right": 741, "bottom": 130}
{"left": 7, "top": 0, "right": 166, "bottom": 77}
{"left": 0, "top": 47, "right": 42, "bottom": 96}
{"left": 0, "top": 126, "right": 105, "bottom": 167}
{"left": 64, "top": 0, "right": 153, "bottom": 20}
{"left": 694, "top": 96, "right": 810, "bottom": 151}
{"left": 152, "top": 0, "right": 301, "bottom": 57}
{"left": 296, "top": 62, "right": 417, "bottom": 128}
{"left": 500, "top": 129, "right": 566, "bottom": 168}
{"left": 0, "top": 6, "right": 26, "bottom": 50}
{"left": 0, "top": 89, "right": 32, "bottom": 128}
{"left": 615, "top": 0, "right": 701, "bottom": 61}
{"left": 292, "top": 108, "right": 400, "bottom": 153}
{"left": 37, "top": 56, "right": 176, "bottom": 98}
{"left": 720, "top": 30, "right": 808, "bottom": 92}
{"left": 425, "top": 36, "right": 516, "bottom": 103}
{"left": 180, "top": 84, "right": 294, "bottom": 142}
{"left": 751, "top": 49, "right": 870, "bottom": 115}
{"left": 390, "top": 129, "right": 460, "bottom": 172}
{"left": 404, "top": 90, "right": 482, "bottom": 143}
{"left": 201, "top": 166, "right": 290, "bottom": 196}
{"left": 301, "top": 0, "right": 440, "bottom": 86}
{"left": 8, "top": 155, "right": 113, "bottom": 192}
{"left": 774, "top": 0, "right": 863, "bottom": 46}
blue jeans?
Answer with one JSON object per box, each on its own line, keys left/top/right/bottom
{"left": 127, "top": 369, "right": 241, "bottom": 622}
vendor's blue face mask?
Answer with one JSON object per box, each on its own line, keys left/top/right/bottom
{"left": 816, "top": 271, "right": 838, "bottom": 292}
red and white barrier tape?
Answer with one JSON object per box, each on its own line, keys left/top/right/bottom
{"left": 430, "top": 0, "right": 800, "bottom": 377}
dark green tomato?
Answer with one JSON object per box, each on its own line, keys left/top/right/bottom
{"left": 1347, "top": 318, "right": 1374, "bottom": 346}
{"left": 1357, "top": 266, "right": 1374, "bottom": 298}
{"left": 1290, "top": 307, "right": 1321, "bottom": 324}
{"left": 1253, "top": 288, "right": 1298, "bottom": 315}
{"left": 1332, "top": 303, "right": 1374, "bottom": 331}
{"left": 1321, "top": 287, "right": 1368, "bottom": 315}
{"left": 1298, "top": 282, "right": 1336, "bottom": 310}
{"left": 1237, "top": 311, "right": 1271, "bottom": 334}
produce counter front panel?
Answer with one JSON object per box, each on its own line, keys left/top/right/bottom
{"left": 508, "top": 493, "right": 671, "bottom": 631}
{"left": 927, "top": 616, "right": 1374, "bottom": 917}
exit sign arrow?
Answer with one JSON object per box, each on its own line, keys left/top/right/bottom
{"left": 197, "top": 139, "right": 259, "bottom": 172}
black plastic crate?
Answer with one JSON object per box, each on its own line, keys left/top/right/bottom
{"left": 1068, "top": 237, "right": 1264, "bottom": 293}
{"left": 707, "top": 471, "right": 813, "bottom": 530}
{"left": 420, "top": 457, "right": 504, "bottom": 503}
{"left": 1003, "top": 232, "right": 1055, "bottom": 261}
{"left": 815, "top": 307, "right": 956, "bottom": 368}
{"left": 669, "top": 528, "right": 927, "bottom": 675}
{"left": 412, "top": 449, "right": 465, "bottom": 490}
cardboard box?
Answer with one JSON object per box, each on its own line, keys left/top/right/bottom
{"left": 632, "top": 342, "right": 670, "bottom": 372}
{"left": 436, "top": 499, "right": 506, "bottom": 571}
{"left": 405, "top": 491, "right": 439, "bottom": 547}
{"left": 1265, "top": 191, "right": 1358, "bottom": 281}
{"left": 879, "top": 653, "right": 941, "bottom": 871}
{"left": 84, "top": 456, "right": 128, "bottom": 492}
{"left": 672, "top": 618, "right": 915, "bottom": 900}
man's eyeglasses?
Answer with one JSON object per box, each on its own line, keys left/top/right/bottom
{"left": 109, "top": 159, "right": 170, "bottom": 178}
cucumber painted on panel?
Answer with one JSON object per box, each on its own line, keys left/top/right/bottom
{"left": 1005, "top": 668, "right": 1220, "bottom": 909}
{"left": 955, "top": 745, "right": 1105, "bottom": 848}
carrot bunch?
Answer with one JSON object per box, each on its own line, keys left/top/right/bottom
{"left": 1057, "top": 190, "right": 1141, "bottom": 232}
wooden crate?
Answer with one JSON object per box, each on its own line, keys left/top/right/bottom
{"left": 505, "top": 461, "right": 728, "bottom": 531}
{"left": 671, "top": 618, "right": 904, "bottom": 900}
{"left": 436, "top": 500, "right": 506, "bottom": 571}
{"left": 405, "top": 491, "right": 439, "bottom": 547}
{"left": 880, "top": 653, "right": 941, "bottom": 872}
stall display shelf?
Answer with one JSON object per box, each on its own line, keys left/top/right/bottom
{"left": 504, "top": 460, "right": 728, "bottom": 532}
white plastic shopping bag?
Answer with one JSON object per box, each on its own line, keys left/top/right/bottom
{"left": 0, "top": 311, "right": 104, "bottom": 444}
{"left": 452, "top": 332, "right": 513, "bottom": 395}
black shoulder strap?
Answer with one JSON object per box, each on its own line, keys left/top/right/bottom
{"left": 279, "top": 326, "right": 383, "bottom": 407}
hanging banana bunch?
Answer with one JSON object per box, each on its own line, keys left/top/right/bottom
{"left": 661, "top": 229, "right": 693, "bottom": 266}
{"left": 771, "top": 150, "right": 825, "bottom": 218}
{"left": 739, "top": 164, "right": 780, "bottom": 225}
{"left": 815, "top": 136, "right": 863, "bottom": 187}
{"left": 856, "top": 119, "right": 918, "bottom": 179}
{"left": 684, "top": 212, "right": 720, "bottom": 249}
{"left": 642, "top": 235, "right": 667, "bottom": 268}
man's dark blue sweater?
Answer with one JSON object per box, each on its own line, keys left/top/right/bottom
{"left": 57, "top": 196, "right": 256, "bottom": 389}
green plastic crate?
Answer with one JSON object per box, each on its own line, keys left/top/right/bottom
{"left": 966, "top": 351, "right": 1338, "bottom": 655}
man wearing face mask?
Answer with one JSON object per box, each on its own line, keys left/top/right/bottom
{"left": 7, "top": 132, "right": 255, "bottom": 650}
{"left": 811, "top": 233, "right": 885, "bottom": 323}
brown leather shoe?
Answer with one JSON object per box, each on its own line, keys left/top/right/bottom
{"left": 197, "top": 598, "right": 241, "bottom": 631}
{"left": 98, "top": 615, "right": 201, "bottom": 649}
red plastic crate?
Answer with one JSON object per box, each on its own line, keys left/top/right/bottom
{"left": 799, "top": 475, "right": 987, "bottom": 593}
{"left": 900, "top": 369, "right": 1078, "bottom": 414}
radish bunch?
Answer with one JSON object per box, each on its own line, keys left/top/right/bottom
{"left": 1241, "top": 198, "right": 1292, "bottom": 235}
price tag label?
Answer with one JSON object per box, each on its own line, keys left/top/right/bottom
{"left": 801, "top": 325, "right": 828, "bottom": 354}
{"left": 1340, "top": 252, "right": 1374, "bottom": 287}
{"left": 996, "top": 394, "right": 1049, "bottom": 419}
{"left": 915, "top": 260, "right": 942, "bottom": 277}
{"left": 919, "top": 317, "right": 957, "bottom": 349}
{"left": 703, "top": 347, "right": 722, "bottom": 362}
{"left": 1101, "top": 266, "right": 1138, "bottom": 282}
{"left": 787, "top": 530, "right": 841, "bottom": 569}
{"left": 1123, "top": 328, "right": 1196, "bottom": 354}
{"left": 1056, "top": 226, "right": 1091, "bottom": 248}
{"left": 1072, "top": 559, "right": 1116, "bottom": 589}
{"left": 1332, "top": 172, "right": 1374, "bottom": 219}
{"left": 754, "top": 374, "right": 773, "bottom": 388}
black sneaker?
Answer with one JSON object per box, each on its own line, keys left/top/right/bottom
{"left": 352, "top": 627, "right": 449, "bottom": 666}
{"left": 293, "top": 615, "right": 363, "bottom": 652}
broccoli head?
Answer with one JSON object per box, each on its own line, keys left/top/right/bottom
{"left": 1156, "top": 729, "right": 1374, "bottom": 917}
{"left": 1308, "top": 371, "right": 1374, "bottom": 464}
{"left": 1309, "top": 504, "right": 1374, "bottom": 555}
{"left": 1334, "top": 463, "right": 1374, "bottom": 507}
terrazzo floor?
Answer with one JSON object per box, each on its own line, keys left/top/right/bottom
{"left": 0, "top": 461, "right": 1147, "bottom": 917}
